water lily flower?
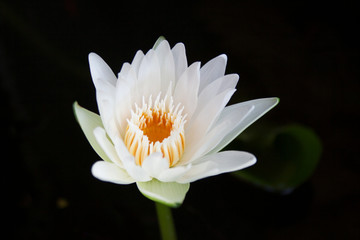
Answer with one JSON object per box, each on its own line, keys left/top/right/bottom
{"left": 74, "top": 38, "right": 278, "bottom": 207}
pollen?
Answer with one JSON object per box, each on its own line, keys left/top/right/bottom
{"left": 124, "top": 95, "right": 186, "bottom": 167}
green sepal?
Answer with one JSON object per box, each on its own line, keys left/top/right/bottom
{"left": 73, "top": 102, "right": 111, "bottom": 162}
{"left": 137, "top": 179, "right": 190, "bottom": 208}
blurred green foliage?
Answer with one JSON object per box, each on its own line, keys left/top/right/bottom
{"left": 232, "top": 124, "right": 322, "bottom": 194}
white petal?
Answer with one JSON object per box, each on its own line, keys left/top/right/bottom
{"left": 199, "top": 54, "right": 227, "bottom": 93}
{"left": 142, "top": 152, "right": 169, "bottom": 179}
{"left": 154, "top": 39, "right": 171, "bottom": 62}
{"left": 120, "top": 51, "right": 143, "bottom": 102}
{"left": 157, "top": 164, "right": 192, "bottom": 182}
{"left": 88, "top": 52, "right": 117, "bottom": 89}
{"left": 73, "top": 102, "right": 111, "bottom": 162}
{"left": 177, "top": 151, "right": 256, "bottom": 183}
{"left": 155, "top": 40, "right": 176, "bottom": 96}
{"left": 137, "top": 49, "right": 161, "bottom": 99}
{"left": 130, "top": 50, "right": 145, "bottom": 75}
{"left": 122, "top": 155, "right": 152, "bottom": 182}
{"left": 114, "top": 78, "right": 132, "bottom": 137}
{"left": 119, "top": 60, "right": 141, "bottom": 108}
{"left": 95, "top": 94, "right": 115, "bottom": 135}
{"left": 152, "top": 36, "right": 166, "bottom": 49}
{"left": 112, "top": 135, "right": 152, "bottom": 182}
{"left": 196, "top": 74, "right": 239, "bottom": 115}
{"left": 93, "top": 127, "right": 124, "bottom": 168}
{"left": 182, "top": 89, "right": 236, "bottom": 164}
{"left": 88, "top": 53, "right": 117, "bottom": 134}
{"left": 160, "top": 50, "right": 176, "bottom": 96}
{"left": 173, "top": 62, "right": 200, "bottom": 120}
{"left": 136, "top": 179, "right": 190, "bottom": 207}
{"left": 172, "top": 43, "right": 188, "bottom": 83}
{"left": 91, "top": 161, "right": 135, "bottom": 184}
{"left": 188, "top": 88, "right": 236, "bottom": 134}
{"left": 118, "top": 62, "right": 131, "bottom": 81}
{"left": 208, "top": 97, "right": 280, "bottom": 155}
{"left": 182, "top": 104, "right": 254, "bottom": 165}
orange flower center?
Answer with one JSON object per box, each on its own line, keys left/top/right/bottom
{"left": 124, "top": 96, "right": 186, "bottom": 167}
{"left": 139, "top": 110, "right": 173, "bottom": 143}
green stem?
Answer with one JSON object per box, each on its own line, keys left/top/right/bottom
{"left": 155, "top": 202, "right": 177, "bottom": 240}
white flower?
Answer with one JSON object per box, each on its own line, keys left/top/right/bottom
{"left": 74, "top": 38, "right": 278, "bottom": 207}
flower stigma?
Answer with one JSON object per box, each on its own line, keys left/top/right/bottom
{"left": 124, "top": 94, "right": 186, "bottom": 167}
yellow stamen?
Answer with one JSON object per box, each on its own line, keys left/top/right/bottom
{"left": 124, "top": 95, "right": 186, "bottom": 167}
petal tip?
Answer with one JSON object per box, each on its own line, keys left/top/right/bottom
{"left": 268, "top": 97, "right": 280, "bottom": 108}
{"left": 153, "top": 36, "right": 167, "bottom": 49}
{"left": 232, "top": 73, "right": 240, "bottom": 79}
{"left": 73, "top": 101, "right": 81, "bottom": 121}
{"left": 73, "top": 100, "right": 79, "bottom": 109}
{"left": 219, "top": 54, "right": 228, "bottom": 61}
{"left": 249, "top": 154, "right": 257, "bottom": 166}
{"left": 88, "top": 52, "right": 99, "bottom": 62}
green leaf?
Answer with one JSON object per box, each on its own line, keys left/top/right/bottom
{"left": 73, "top": 102, "right": 111, "bottom": 162}
{"left": 136, "top": 179, "right": 190, "bottom": 208}
{"left": 232, "top": 124, "right": 322, "bottom": 194}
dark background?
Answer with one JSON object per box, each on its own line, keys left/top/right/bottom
{"left": 1, "top": 0, "right": 359, "bottom": 239}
